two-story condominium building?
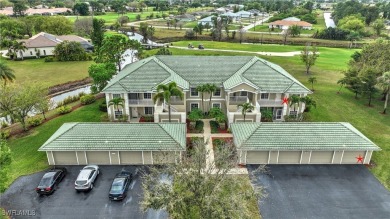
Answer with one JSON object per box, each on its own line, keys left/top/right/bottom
{"left": 102, "top": 56, "right": 312, "bottom": 125}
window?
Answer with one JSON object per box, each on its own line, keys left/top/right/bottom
{"left": 113, "top": 94, "right": 121, "bottom": 99}
{"left": 289, "top": 111, "right": 297, "bottom": 116}
{"left": 214, "top": 88, "right": 221, "bottom": 97}
{"left": 212, "top": 103, "right": 221, "bottom": 108}
{"left": 143, "top": 93, "right": 151, "bottom": 99}
{"left": 114, "top": 110, "right": 123, "bottom": 119}
{"left": 190, "top": 103, "right": 199, "bottom": 111}
{"left": 190, "top": 88, "right": 198, "bottom": 97}
{"left": 43, "top": 50, "right": 46, "bottom": 55}
{"left": 30, "top": 51, "right": 33, "bottom": 55}
{"left": 261, "top": 93, "right": 269, "bottom": 99}
{"left": 144, "top": 107, "right": 154, "bottom": 115}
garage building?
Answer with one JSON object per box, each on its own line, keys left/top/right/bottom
{"left": 231, "top": 122, "right": 381, "bottom": 165}
{"left": 38, "top": 122, "right": 186, "bottom": 165}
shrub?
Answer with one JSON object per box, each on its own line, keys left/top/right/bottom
{"left": 1, "top": 121, "right": 8, "bottom": 128}
{"left": 188, "top": 108, "right": 203, "bottom": 122}
{"left": 27, "top": 117, "right": 44, "bottom": 127}
{"left": 80, "top": 94, "right": 96, "bottom": 105}
{"left": 57, "top": 105, "right": 72, "bottom": 114}
{"left": 56, "top": 95, "right": 80, "bottom": 107}
{"left": 44, "top": 57, "right": 54, "bottom": 62}
{"left": 0, "top": 130, "right": 10, "bottom": 139}
{"left": 185, "top": 29, "right": 195, "bottom": 39}
{"left": 210, "top": 120, "right": 219, "bottom": 133}
{"left": 99, "top": 100, "right": 107, "bottom": 112}
{"left": 195, "top": 120, "right": 204, "bottom": 132}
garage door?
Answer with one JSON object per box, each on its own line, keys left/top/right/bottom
{"left": 246, "top": 151, "right": 268, "bottom": 164}
{"left": 120, "top": 151, "right": 143, "bottom": 164}
{"left": 342, "top": 151, "right": 367, "bottom": 164}
{"left": 53, "top": 151, "right": 78, "bottom": 165}
{"left": 310, "top": 151, "right": 333, "bottom": 164}
{"left": 86, "top": 151, "right": 110, "bottom": 164}
{"left": 278, "top": 151, "right": 301, "bottom": 164}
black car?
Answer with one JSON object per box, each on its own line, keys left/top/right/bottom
{"left": 109, "top": 171, "right": 133, "bottom": 201}
{"left": 35, "top": 167, "right": 67, "bottom": 195}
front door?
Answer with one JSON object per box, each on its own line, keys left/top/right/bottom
{"left": 131, "top": 107, "right": 138, "bottom": 118}
{"left": 275, "top": 109, "right": 283, "bottom": 120}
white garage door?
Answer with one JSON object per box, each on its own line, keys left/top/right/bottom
{"left": 86, "top": 151, "right": 110, "bottom": 164}
{"left": 310, "top": 151, "right": 333, "bottom": 164}
{"left": 246, "top": 151, "right": 269, "bottom": 164}
{"left": 53, "top": 151, "right": 78, "bottom": 165}
{"left": 120, "top": 151, "right": 143, "bottom": 164}
{"left": 278, "top": 151, "right": 301, "bottom": 164}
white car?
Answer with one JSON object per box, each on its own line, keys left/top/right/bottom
{"left": 75, "top": 165, "right": 100, "bottom": 191}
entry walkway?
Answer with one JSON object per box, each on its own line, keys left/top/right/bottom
{"left": 187, "top": 119, "right": 248, "bottom": 174}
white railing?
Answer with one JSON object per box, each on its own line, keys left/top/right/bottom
{"left": 257, "top": 99, "right": 283, "bottom": 106}
{"left": 128, "top": 99, "right": 154, "bottom": 106}
{"left": 229, "top": 96, "right": 249, "bottom": 104}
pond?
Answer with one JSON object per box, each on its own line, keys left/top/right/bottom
{"left": 324, "top": 12, "right": 336, "bottom": 28}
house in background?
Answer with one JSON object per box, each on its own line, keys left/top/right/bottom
{"left": 102, "top": 56, "right": 311, "bottom": 125}
{"left": 269, "top": 20, "right": 313, "bottom": 30}
{"left": 14, "top": 32, "right": 93, "bottom": 59}
{"left": 175, "top": 14, "right": 196, "bottom": 22}
{"left": 283, "top": 17, "right": 301, "bottom": 22}
{"left": 221, "top": 12, "right": 240, "bottom": 22}
{"left": 198, "top": 15, "right": 215, "bottom": 27}
{"left": 235, "top": 10, "right": 252, "bottom": 18}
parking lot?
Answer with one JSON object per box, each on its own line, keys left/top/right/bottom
{"left": 0, "top": 166, "right": 167, "bottom": 219}
{"left": 248, "top": 165, "right": 390, "bottom": 219}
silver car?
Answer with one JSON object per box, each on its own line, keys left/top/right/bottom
{"left": 75, "top": 165, "right": 100, "bottom": 191}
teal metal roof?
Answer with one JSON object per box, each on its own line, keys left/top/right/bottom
{"left": 231, "top": 122, "right": 381, "bottom": 151}
{"left": 103, "top": 56, "right": 311, "bottom": 94}
{"left": 38, "top": 123, "right": 186, "bottom": 151}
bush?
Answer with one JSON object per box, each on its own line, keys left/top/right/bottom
{"left": 188, "top": 108, "right": 203, "bottom": 122}
{"left": 56, "top": 94, "right": 81, "bottom": 107}
{"left": 185, "top": 29, "right": 195, "bottom": 39}
{"left": 27, "top": 116, "right": 44, "bottom": 127}
{"left": 57, "top": 105, "right": 72, "bottom": 114}
{"left": 195, "top": 120, "right": 204, "bottom": 132}
{"left": 210, "top": 120, "right": 220, "bottom": 133}
{"left": 44, "top": 56, "right": 54, "bottom": 62}
{"left": 99, "top": 100, "right": 107, "bottom": 112}
{"left": 1, "top": 121, "right": 8, "bottom": 128}
{"left": 80, "top": 94, "right": 96, "bottom": 105}
{"left": 0, "top": 130, "right": 10, "bottom": 139}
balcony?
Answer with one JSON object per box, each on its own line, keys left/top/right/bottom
{"left": 128, "top": 99, "right": 154, "bottom": 106}
{"left": 229, "top": 96, "right": 249, "bottom": 105}
{"left": 257, "top": 99, "right": 283, "bottom": 107}
{"left": 170, "top": 96, "right": 184, "bottom": 105}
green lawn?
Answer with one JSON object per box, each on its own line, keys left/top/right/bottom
{"left": 183, "top": 21, "right": 198, "bottom": 28}
{"left": 1, "top": 58, "right": 92, "bottom": 87}
{"left": 149, "top": 43, "right": 390, "bottom": 189}
{"left": 313, "top": 10, "right": 326, "bottom": 30}
{"left": 5, "top": 101, "right": 106, "bottom": 189}
{"left": 66, "top": 10, "right": 157, "bottom": 25}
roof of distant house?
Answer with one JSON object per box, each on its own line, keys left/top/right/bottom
{"left": 198, "top": 15, "right": 215, "bottom": 22}
{"left": 221, "top": 12, "right": 240, "bottom": 17}
{"left": 102, "top": 56, "right": 311, "bottom": 94}
{"left": 235, "top": 10, "right": 251, "bottom": 16}
{"left": 21, "top": 32, "right": 91, "bottom": 48}
{"left": 283, "top": 17, "right": 301, "bottom": 21}
{"left": 0, "top": 6, "right": 69, "bottom": 16}
{"left": 269, "top": 20, "right": 313, "bottom": 27}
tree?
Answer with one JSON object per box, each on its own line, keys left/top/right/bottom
{"left": 282, "top": 28, "right": 290, "bottom": 45}
{"left": 337, "top": 77, "right": 348, "bottom": 94}
{"left": 206, "top": 84, "right": 217, "bottom": 111}
{"left": 141, "top": 138, "right": 261, "bottom": 219}
{"left": 152, "top": 82, "right": 183, "bottom": 122}
{"left": 139, "top": 22, "right": 154, "bottom": 43}
{"left": 88, "top": 63, "right": 117, "bottom": 93}
{"left": 97, "top": 35, "right": 131, "bottom": 71}
{"left": 54, "top": 41, "right": 88, "bottom": 61}
{"left": 12, "top": 0, "right": 27, "bottom": 16}
{"left": 35, "top": 97, "right": 54, "bottom": 120}
{"left": 377, "top": 72, "right": 390, "bottom": 114}
{"left": 308, "top": 76, "right": 317, "bottom": 91}
{"left": 360, "top": 69, "right": 377, "bottom": 107}
{"left": 10, "top": 41, "right": 26, "bottom": 60}
{"left": 0, "top": 62, "right": 15, "bottom": 85}
{"left": 177, "top": 6, "right": 186, "bottom": 15}
{"left": 74, "top": 18, "right": 93, "bottom": 36}
{"left": 300, "top": 44, "right": 319, "bottom": 75}
{"left": 204, "top": 22, "right": 211, "bottom": 32}
{"left": 303, "top": 1, "right": 314, "bottom": 13}
{"left": 0, "top": 140, "right": 12, "bottom": 192}
{"left": 238, "top": 102, "right": 254, "bottom": 122}
{"left": 196, "top": 84, "right": 207, "bottom": 112}
{"left": 238, "top": 25, "right": 246, "bottom": 44}
{"left": 288, "top": 94, "right": 300, "bottom": 116}
{"left": 155, "top": 48, "right": 172, "bottom": 55}
{"left": 338, "top": 15, "right": 365, "bottom": 33}
{"left": 91, "top": 18, "right": 105, "bottom": 50}
{"left": 300, "top": 96, "right": 317, "bottom": 112}
{"left": 372, "top": 19, "right": 385, "bottom": 36}
{"left": 108, "top": 97, "right": 124, "bottom": 115}
{"left": 118, "top": 16, "right": 130, "bottom": 26}
{"left": 73, "top": 3, "right": 89, "bottom": 16}
{"left": 290, "top": 25, "right": 301, "bottom": 37}
{"left": 40, "top": 16, "right": 73, "bottom": 35}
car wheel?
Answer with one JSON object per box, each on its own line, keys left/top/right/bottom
{"left": 90, "top": 183, "right": 93, "bottom": 190}
{"left": 97, "top": 170, "right": 100, "bottom": 175}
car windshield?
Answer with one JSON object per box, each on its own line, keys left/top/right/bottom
{"left": 38, "top": 176, "right": 52, "bottom": 187}
{"left": 76, "top": 180, "right": 88, "bottom": 185}
{"left": 110, "top": 178, "right": 125, "bottom": 192}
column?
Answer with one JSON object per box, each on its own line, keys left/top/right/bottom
{"left": 123, "top": 93, "right": 130, "bottom": 121}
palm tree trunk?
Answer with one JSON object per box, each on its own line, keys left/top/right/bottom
{"left": 383, "top": 92, "right": 388, "bottom": 114}
{"left": 201, "top": 93, "right": 204, "bottom": 112}
{"left": 209, "top": 92, "right": 212, "bottom": 111}
{"left": 168, "top": 103, "right": 171, "bottom": 122}
{"left": 243, "top": 113, "right": 246, "bottom": 122}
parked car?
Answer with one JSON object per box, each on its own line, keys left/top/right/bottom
{"left": 109, "top": 171, "right": 133, "bottom": 201}
{"left": 35, "top": 167, "right": 67, "bottom": 195}
{"left": 75, "top": 165, "right": 100, "bottom": 191}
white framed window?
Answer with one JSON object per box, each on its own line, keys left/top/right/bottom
{"left": 30, "top": 51, "right": 33, "bottom": 55}
{"left": 261, "top": 93, "right": 269, "bottom": 99}
{"left": 143, "top": 93, "right": 152, "bottom": 99}
{"left": 144, "top": 107, "right": 154, "bottom": 115}
{"left": 289, "top": 111, "right": 297, "bottom": 116}
{"left": 190, "top": 103, "right": 199, "bottom": 111}
{"left": 212, "top": 103, "right": 221, "bottom": 108}
{"left": 214, "top": 88, "right": 221, "bottom": 97}
{"left": 113, "top": 94, "right": 121, "bottom": 99}
{"left": 190, "top": 88, "right": 198, "bottom": 97}
{"left": 114, "top": 110, "right": 123, "bottom": 119}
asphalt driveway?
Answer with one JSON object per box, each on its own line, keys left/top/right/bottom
{"left": 0, "top": 166, "right": 167, "bottom": 219}
{"left": 248, "top": 165, "right": 390, "bottom": 219}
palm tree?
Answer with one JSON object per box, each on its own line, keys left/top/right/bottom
{"left": 377, "top": 71, "right": 390, "bottom": 114}
{"left": 108, "top": 97, "right": 125, "bottom": 119}
{"left": 289, "top": 95, "right": 301, "bottom": 117}
{"left": 11, "top": 41, "right": 27, "bottom": 60}
{"left": 196, "top": 84, "right": 207, "bottom": 113}
{"left": 153, "top": 82, "right": 184, "bottom": 122}
{"left": 0, "top": 62, "right": 15, "bottom": 85}
{"left": 308, "top": 76, "right": 317, "bottom": 91}
{"left": 206, "top": 83, "right": 218, "bottom": 111}
{"left": 238, "top": 102, "right": 254, "bottom": 122}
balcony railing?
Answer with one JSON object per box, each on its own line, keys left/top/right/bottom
{"left": 170, "top": 96, "right": 184, "bottom": 104}
{"left": 128, "top": 99, "right": 154, "bottom": 106}
{"left": 229, "top": 96, "right": 249, "bottom": 105}
{"left": 257, "top": 99, "right": 283, "bottom": 107}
